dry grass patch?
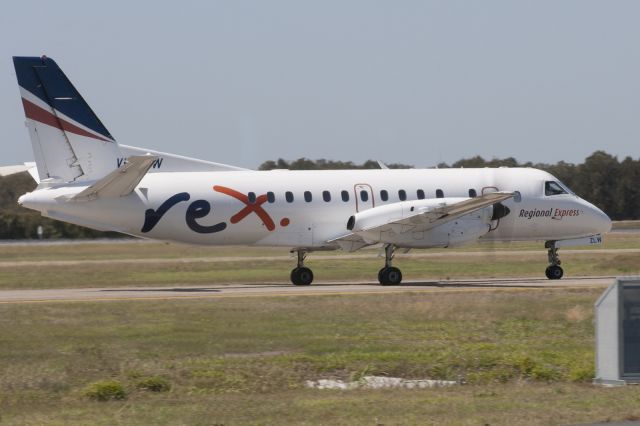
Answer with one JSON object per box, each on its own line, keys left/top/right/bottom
{"left": 565, "top": 305, "right": 589, "bottom": 322}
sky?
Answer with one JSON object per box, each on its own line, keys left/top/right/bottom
{"left": 1, "top": 1, "right": 639, "bottom": 169}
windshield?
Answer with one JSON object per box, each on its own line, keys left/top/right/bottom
{"left": 545, "top": 180, "right": 574, "bottom": 196}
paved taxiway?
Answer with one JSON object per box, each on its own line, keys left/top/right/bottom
{"left": 0, "top": 249, "right": 638, "bottom": 269}
{"left": 0, "top": 276, "right": 616, "bottom": 304}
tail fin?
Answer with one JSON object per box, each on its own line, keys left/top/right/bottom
{"left": 13, "top": 56, "right": 120, "bottom": 183}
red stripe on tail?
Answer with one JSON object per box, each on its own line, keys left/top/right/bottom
{"left": 22, "top": 98, "right": 110, "bottom": 142}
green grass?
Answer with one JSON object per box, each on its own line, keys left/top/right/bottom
{"left": 1, "top": 289, "right": 640, "bottom": 424}
{"left": 0, "top": 249, "right": 637, "bottom": 290}
{"left": 0, "top": 232, "right": 638, "bottom": 289}
{"left": 0, "top": 236, "right": 639, "bottom": 423}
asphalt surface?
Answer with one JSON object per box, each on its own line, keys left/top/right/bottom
{"left": 0, "top": 249, "right": 638, "bottom": 269}
{"left": 0, "top": 276, "right": 616, "bottom": 304}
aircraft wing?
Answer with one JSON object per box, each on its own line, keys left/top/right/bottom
{"left": 381, "top": 191, "right": 516, "bottom": 232}
{"left": 72, "top": 155, "right": 158, "bottom": 201}
{"left": 329, "top": 191, "right": 515, "bottom": 250}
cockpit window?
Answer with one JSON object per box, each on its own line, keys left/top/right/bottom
{"left": 545, "top": 181, "right": 568, "bottom": 196}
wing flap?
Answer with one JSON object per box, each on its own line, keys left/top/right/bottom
{"left": 327, "top": 233, "right": 372, "bottom": 252}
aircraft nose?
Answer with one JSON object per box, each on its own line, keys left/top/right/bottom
{"left": 586, "top": 202, "right": 612, "bottom": 235}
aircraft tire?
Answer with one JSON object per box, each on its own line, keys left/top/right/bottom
{"left": 378, "top": 267, "right": 386, "bottom": 284}
{"left": 545, "top": 265, "right": 564, "bottom": 280}
{"left": 291, "top": 267, "right": 313, "bottom": 286}
{"left": 379, "top": 267, "right": 402, "bottom": 286}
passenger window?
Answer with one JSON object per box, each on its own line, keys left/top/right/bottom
{"left": 398, "top": 190, "right": 406, "bottom": 201}
{"left": 545, "top": 181, "right": 567, "bottom": 196}
{"left": 323, "top": 190, "right": 331, "bottom": 202}
{"left": 468, "top": 189, "right": 477, "bottom": 198}
{"left": 341, "top": 190, "right": 349, "bottom": 202}
{"left": 436, "top": 189, "right": 444, "bottom": 198}
{"left": 248, "top": 192, "right": 256, "bottom": 204}
{"left": 267, "top": 192, "right": 275, "bottom": 203}
{"left": 417, "top": 189, "right": 425, "bottom": 200}
{"left": 514, "top": 191, "right": 522, "bottom": 202}
{"left": 360, "top": 190, "right": 368, "bottom": 202}
{"left": 304, "top": 191, "right": 313, "bottom": 202}
{"left": 285, "top": 191, "right": 294, "bottom": 203}
{"left": 380, "top": 190, "right": 388, "bottom": 202}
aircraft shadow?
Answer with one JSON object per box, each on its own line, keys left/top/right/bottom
{"left": 98, "top": 283, "right": 300, "bottom": 293}
{"left": 402, "top": 281, "right": 547, "bottom": 289}
{"left": 98, "top": 278, "right": 566, "bottom": 293}
{"left": 100, "top": 287, "right": 222, "bottom": 293}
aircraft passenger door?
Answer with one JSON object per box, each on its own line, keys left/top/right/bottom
{"left": 354, "top": 184, "right": 375, "bottom": 212}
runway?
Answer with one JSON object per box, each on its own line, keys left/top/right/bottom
{"left": 0, "top": 276, "right": 616, "bottom": 304}
{"left": 0, "top": 249, "right": 638, "bottom": 269}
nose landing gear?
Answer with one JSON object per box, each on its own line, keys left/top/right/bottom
{"left": 378, "top": 244, "right": 403, "bottom": 285}
{"left": 544, "top": 241, "right": 564, "bottom": 280}
{"left": 290, "top": 250, "right": 313, "bottom": 286}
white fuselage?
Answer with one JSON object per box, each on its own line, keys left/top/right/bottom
{"left": 20, "top": 167, "right": 612, "bottom": 249}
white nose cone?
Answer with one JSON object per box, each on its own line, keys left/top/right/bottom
{"left": 595, "top": 207, "right": 612, "bottom": 234}
{"left": 586, "top": 202, "right": 612, "bottom": 235}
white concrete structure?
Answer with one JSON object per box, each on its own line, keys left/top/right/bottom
{"left": 594, "top": 277, "right": 640, "bottom": 385}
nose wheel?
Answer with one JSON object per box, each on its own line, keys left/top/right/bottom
{"left": 545, "top": 265, "right": 563, "bottom": 280}
{"left": 290, "top": 250, "right": 313, "bottom": 286}
{"left": 544, "top": 242, "right": 564, "bottom": 280}
{"left": 378, "top": 244, "right": 403, "bottom": 285}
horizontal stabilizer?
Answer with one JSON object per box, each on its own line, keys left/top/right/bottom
{"left": 0, "top": 164, "right": 31, "bottom": 177}
{"left": 0, "top": 163, "right": 39, "bottom": 183}
{"left": 25, "top": 162, "right": 39, "bottom": 183}
{"left": 72, "top": 155, "right": 157, "bottom": 201}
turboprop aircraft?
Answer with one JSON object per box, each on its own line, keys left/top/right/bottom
{"left": 12, "top": 56, "right": 612, "bottom": 285}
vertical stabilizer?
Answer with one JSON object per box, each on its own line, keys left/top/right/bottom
{"left": 13, "top": 56, "right": 120, "bottom": 183}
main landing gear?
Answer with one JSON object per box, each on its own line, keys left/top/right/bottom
{"left": 378, "top": 244, "right": 403, "bottom": 286}
{"left": 290, "top": 250, "right": 313, "bottom": 286}
{"left": 544, "top": 241, "right": 564, "bottom": 280}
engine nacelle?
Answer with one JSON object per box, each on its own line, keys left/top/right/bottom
{"left": 347, "top": 198, "right": 495, "bottom": 248}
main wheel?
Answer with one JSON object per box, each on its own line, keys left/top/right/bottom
{"left": 291, "top": 266, "right": 314, "bottom": 286}
{"left": 545, "top": 265, "right": 564, "bottom": 280}
{"left": 378, "top": 267, "right": 402, "bottom": 286}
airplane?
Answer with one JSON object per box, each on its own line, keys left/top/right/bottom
{"left": 11, "top": 56, "right": 612, "bottom": 286}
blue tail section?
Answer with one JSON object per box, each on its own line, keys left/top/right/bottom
{"left": 13, "top": 55, "right": 121, "bottom": 182}
{"left": 13, "top": 56, "right": 114, "bottom": 141}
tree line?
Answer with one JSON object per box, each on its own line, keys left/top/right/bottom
{"left": 0, "top": 150, "right": 637, "bottom": 239}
